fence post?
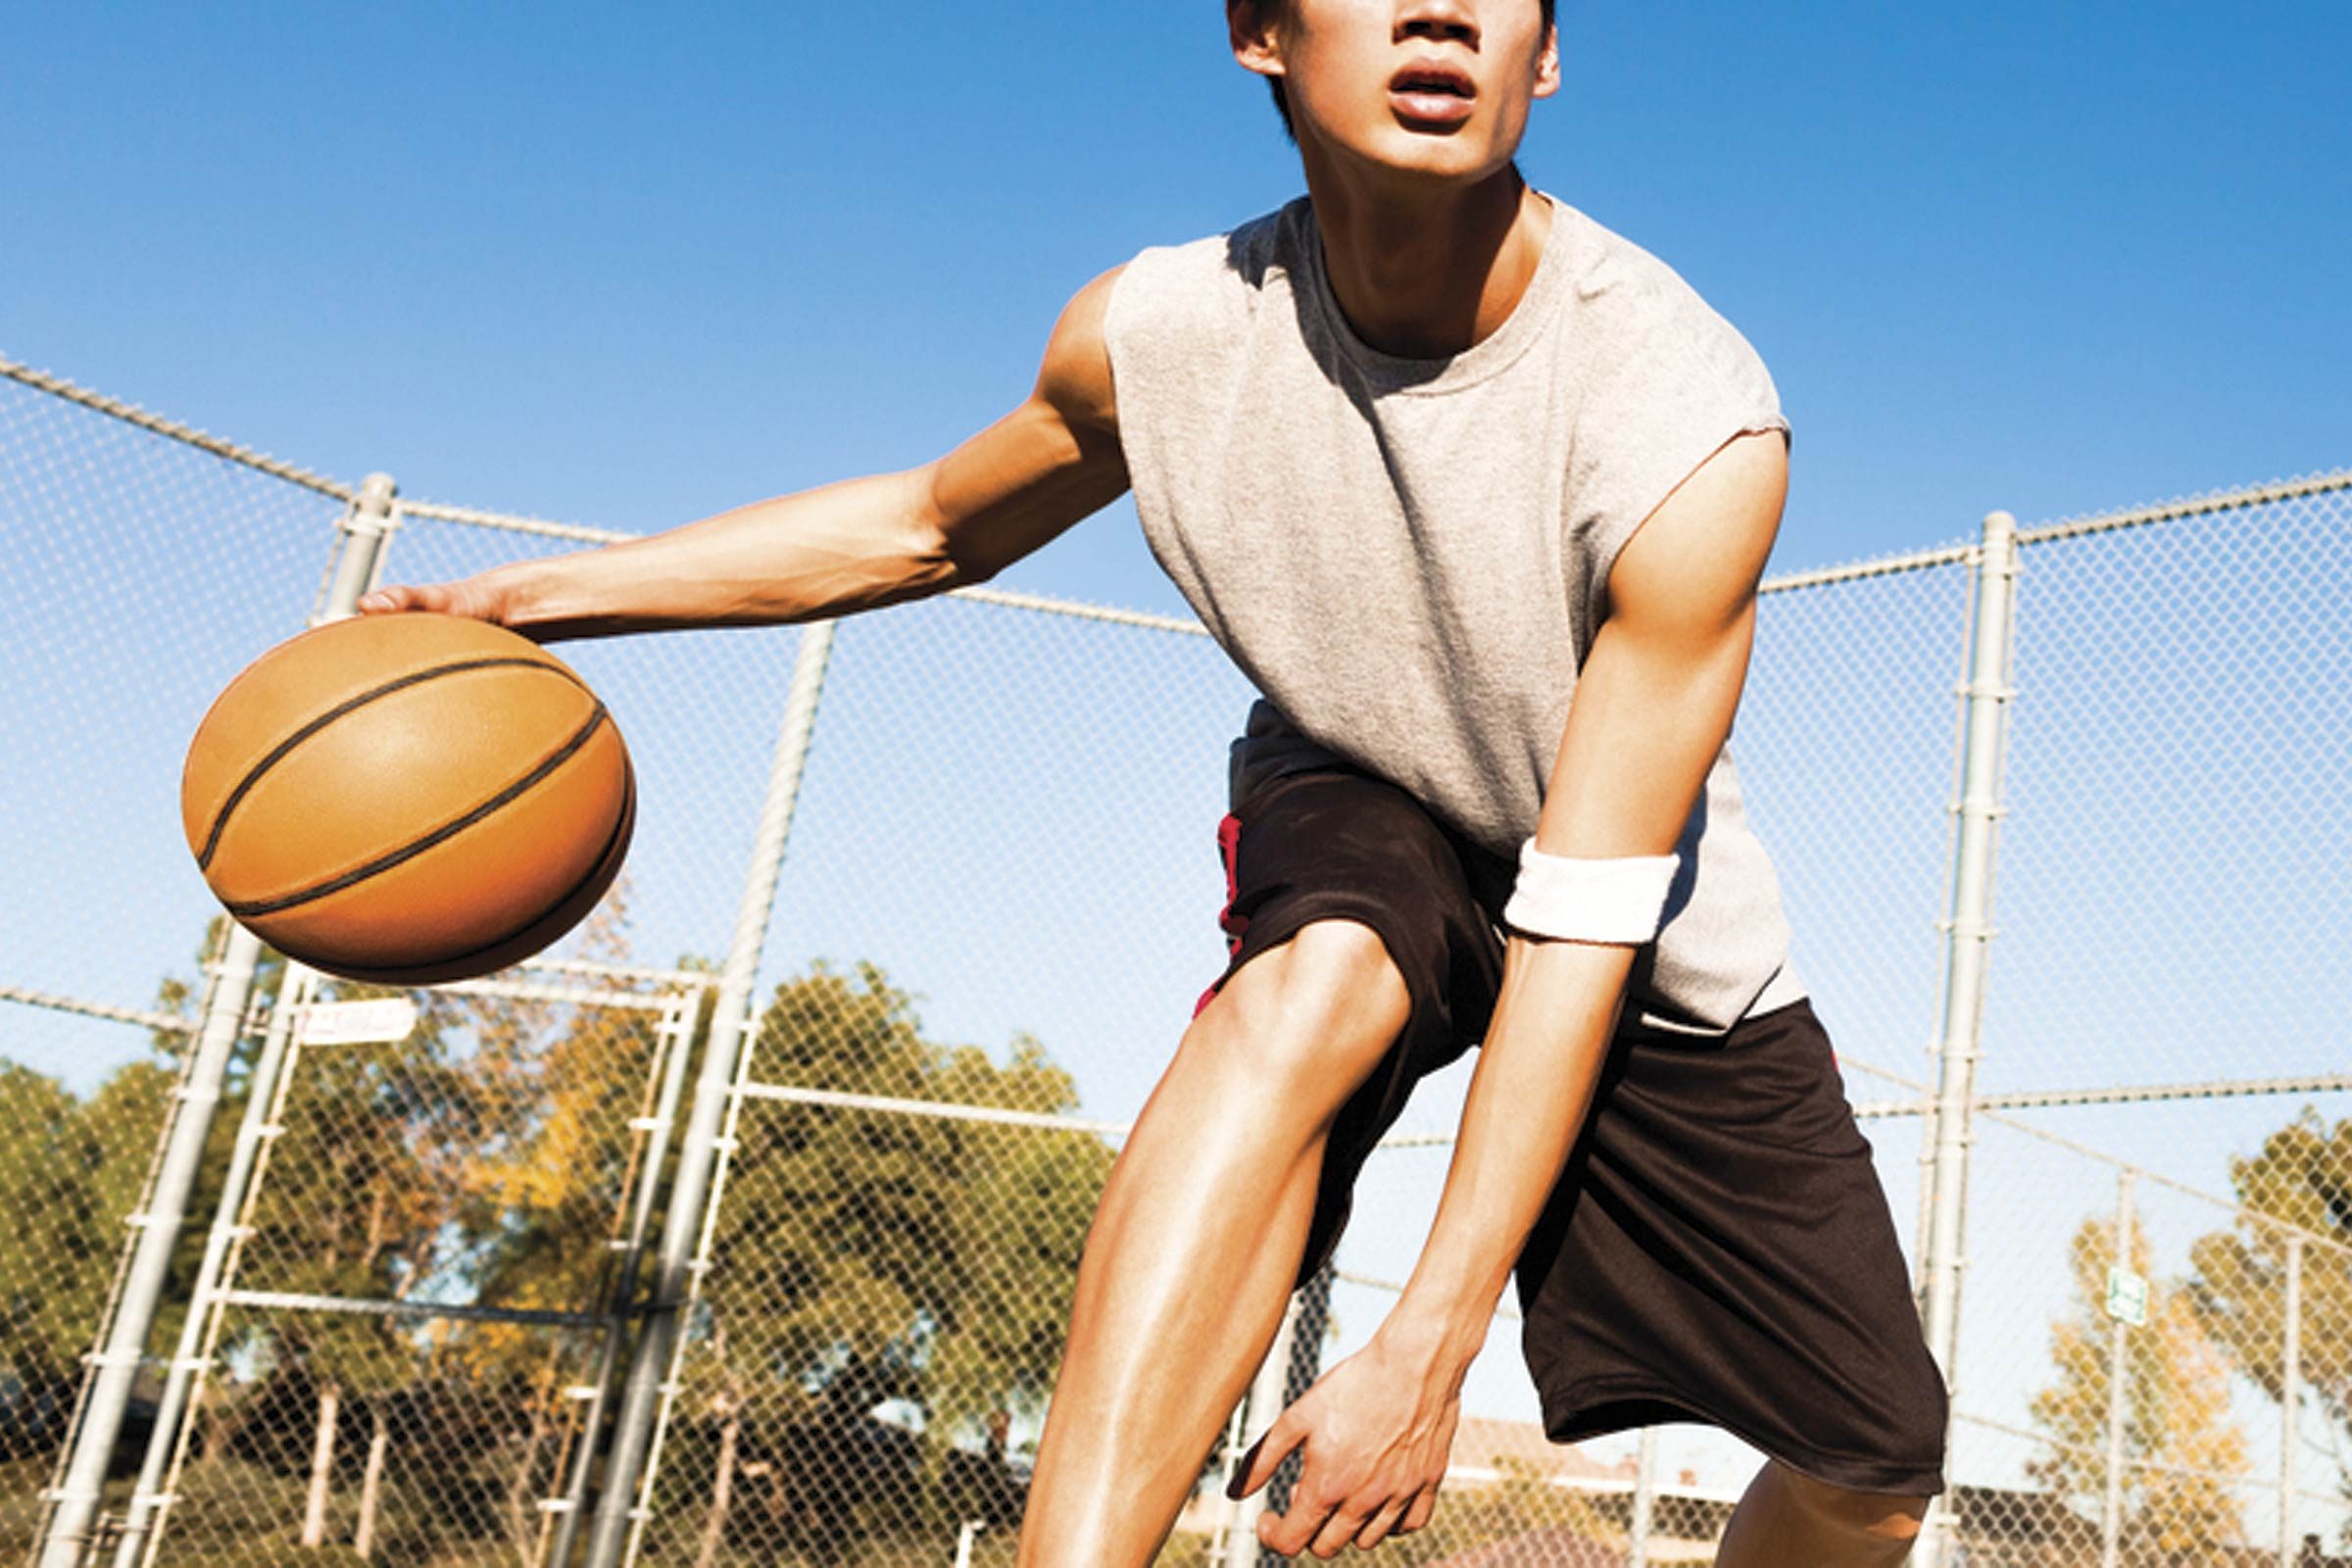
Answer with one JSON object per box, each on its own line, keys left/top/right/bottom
{"left": 547, "top": 987, "right": 701, "bottom": 1568}
{"left": 1629, "top": 1426, "right": 1659, "bottom": 1568}
{"left": 2278, "top": 1235, "right": 2302, "bottom": 1567}
{"left": 583, "top": 619, "right": 839, "bottom": 1568}
{"left": 1278, "top": 1261, "right": 1334, "bottom": 1468}
{"left": 1226, "top": 1293, "right": 1304, "bottom": 1567}
{"left": 108, "top": 963, "right": 318, "bottom": 1568}
{"left": 38, "top": 473, "right": 397, "bottom": 1568}
{"left": 1911, "top": 509, "right": 2021, "bottom": 1568}
{"left": 2101, "top": 1171, "right": 2136, "bottom": 1568}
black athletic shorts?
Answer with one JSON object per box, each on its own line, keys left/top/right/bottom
{"left": 1199, "top": 763, "right": 1949, "bottom": 1497}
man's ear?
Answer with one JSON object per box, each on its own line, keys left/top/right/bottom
{"left": 1228, "top": 0, "right": 1284, "bottom": 82}
{"left": 1532, "top": 22, "right": 1561, "bottom": 100}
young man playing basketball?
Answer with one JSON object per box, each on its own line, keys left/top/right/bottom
{"left": 365, "top": 2, "right": 1947, "bottom": 1561}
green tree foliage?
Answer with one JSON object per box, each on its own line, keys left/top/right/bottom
{"left": 221, "top": 892, "right": 659, "bottom": 1559}
{"left": 669, "top": 960, "right": 1112, "bottom": 1564}
{"left": 2190, "top": 1108, "right": 2352, "bottom": 1500}
{"left": 0, "top": 918, "right": 254, "bottom": 1462}
{"left": 6, "top": 920, "right": 1113, "bottom": 1566}
{"left": 2029, "top": 1214, "right": 2251, "bottom": 1556}
{"left": 0, "top": 1063, "right": 108, "bottom": 1400}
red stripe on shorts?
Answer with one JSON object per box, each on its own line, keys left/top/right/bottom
{"left": 1193, "top": 811, "right": 1249, "bottom": 1018}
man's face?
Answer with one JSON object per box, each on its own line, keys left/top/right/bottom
{"left": 1233, "top": 0, "right": 1559, "bottom": 185}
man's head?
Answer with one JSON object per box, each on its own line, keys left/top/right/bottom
{"left": 1228, "top": 0, "right": 1559, "bottom": 178}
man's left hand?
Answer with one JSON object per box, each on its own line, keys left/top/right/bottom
{"left": 1226, "top": 1331, "right": 1463, "bottom": 1558}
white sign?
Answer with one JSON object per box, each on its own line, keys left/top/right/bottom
{"left": 298, "top": 997, "right": 418, "bottom": 1047}
{"left": 2105, "top": 1266, "right": 2149, "bottom": 1327}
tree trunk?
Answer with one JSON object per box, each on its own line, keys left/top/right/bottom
{"left": 301, "top": 1379, "right": 341, "bottom": 1547}
{"left": 693, "top": 1408, "right": 743, "bottom": 1568}
{"left": 354, "top": 1400, "right": 389, "bottom": 1558}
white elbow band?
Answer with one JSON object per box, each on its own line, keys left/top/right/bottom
{"left": 1500, "top": 840, "right": 1681, "bottom": 946}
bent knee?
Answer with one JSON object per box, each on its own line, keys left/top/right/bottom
{"left": 1775, "top": 1466, "right": 1930, "bottom": 1545}
{"left": 1191, "top": 919, "right": 1410, "bottom": 1086}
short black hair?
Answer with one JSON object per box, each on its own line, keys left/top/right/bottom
{"left": 1254, "top": 1, "right": 1559, "bottom": 141}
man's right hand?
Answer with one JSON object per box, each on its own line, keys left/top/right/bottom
{"left": 359, "top": 572, "right": 529, "bottom": 630}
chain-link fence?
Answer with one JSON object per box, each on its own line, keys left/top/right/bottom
{"left": 5, "top": 352, "right": 2349, "bottom": 1566}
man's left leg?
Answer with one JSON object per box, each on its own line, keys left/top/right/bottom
{"left": 1716, "top": 1462, "right": 1929, "bottom": 1567}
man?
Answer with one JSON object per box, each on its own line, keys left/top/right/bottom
{"left": 364, "top": 3, "right": 1947, "bottom": 1562}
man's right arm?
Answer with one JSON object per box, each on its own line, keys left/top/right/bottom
{"left": 361, "top": 267, "right": 1130, "bottom": 640}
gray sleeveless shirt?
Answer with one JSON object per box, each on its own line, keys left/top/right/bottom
{"left": 1104, "top": 193, "right": 1803, "bottom": 1033}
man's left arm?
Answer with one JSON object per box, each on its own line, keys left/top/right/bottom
{"left": 1232, "top": 429, "right": 1789, "bottom": 1560}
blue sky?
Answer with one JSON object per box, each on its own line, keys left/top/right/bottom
{"left": 4, "top": 1, "right": 2347, "bottom": 613}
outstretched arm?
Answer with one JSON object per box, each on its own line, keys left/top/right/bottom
{"left": 1232, "top": 428, "right": 1788, "bottom": 1559}
{"left": 361, "top": 268, "right": 1130, "bottom": 639}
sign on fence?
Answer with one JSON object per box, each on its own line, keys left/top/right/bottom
{"left": 2104, "top": 1265, "right": 2149, "bottom": 1327}
{"left": 296, "top": 996, "right": 417, "bottom": 1046}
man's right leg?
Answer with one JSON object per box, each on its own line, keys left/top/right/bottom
{"left": 1015, "top": 919, "right": 1411, "bottom": 1568}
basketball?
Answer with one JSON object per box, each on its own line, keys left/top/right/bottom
{"left": 180, "top": 612, "right": 635, "bottom": 986}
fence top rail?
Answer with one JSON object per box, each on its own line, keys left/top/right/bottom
{"left": 0, "top": 982, "right": 193, "bottom": 1036}
{"left": 1852, "top": 1071, "right": 2352, "bottom": 1117}
{"left": 519, "top": 956, "right": 719, "bottom": 990}
{"left": 1, "top": 353, "right": 356, "bottom": 504}
{"left": 16, "top": 349, "right": 2341, "bottom": 624}
{"left": 948, "top": 582, "right": 1211, "bottom": 637}
{"left": 2017, "top": 466, "right": 2352, "bottom": 547}
{"left": 401, "top": 497, "right": 632, "bottom": 544}
{"left": 1841, "top": 1053, "right": 2352, "bottom": 1263}
{"left": 1758, "top": 540, "right": 1977, "bottom": 595}
{"left": 437, "top": 978, "right": 681, "bottom": 1013}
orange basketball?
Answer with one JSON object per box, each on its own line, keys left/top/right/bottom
{"left": 181, "top": 612, "right": 635, "bottom": 985}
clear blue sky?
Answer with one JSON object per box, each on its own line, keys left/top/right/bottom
{"left": 4, "top": 1, "right": 2347, "bottom": 616}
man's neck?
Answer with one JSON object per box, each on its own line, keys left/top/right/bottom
{"left": 1299, "top": 158, "right": 1550, "bottom": 361}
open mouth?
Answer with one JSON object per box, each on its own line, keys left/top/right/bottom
{"left": 1389, "top": 62, "right": 1477, "bottom": 125}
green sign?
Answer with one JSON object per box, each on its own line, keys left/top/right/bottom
{"left": 2105, "top": 1266, "right": 2149, "bottom": 1327}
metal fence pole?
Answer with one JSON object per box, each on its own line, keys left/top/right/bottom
{"left": 35, "top": 935, "right": 259, "bottom": 1568}
{"left": 318, "top": 473, "right": 399, "bottom": 622}
{"left": 2278, "top": 1235, "right": 2302, "bottom": 1567}
{"left": 1911, "top": 509, "right": 2021, "bottom": 1568}
{"left": 1629, "top": 1426, "right": 1659, "bottom": 1568}
{"left": 582, "top": 619, "right": 839, "bottom": 1568}
{"left": 2101, "top": 1171, "right": 2136, "bottom": 1568}
{"left": 1276, "top": 1260, "right": 1334, "bottom": 1494}
{"left": 38, "top": 473, "right": 397, "bottom": 1568}
{"left": 1212, "top": 1258, "right": 1333, "bottom": 1563}
{"left": 107, "top": 964, "right": 318, "bottom": 1568}
{"left": 546, "top": 988, "right": 700, "bottom": 1568}
{"left": 1225, "top": 1293, "right": 1303, "bottom": 1568}
{"left": 105, "top": 472, "right": 396, "bottom": 1568}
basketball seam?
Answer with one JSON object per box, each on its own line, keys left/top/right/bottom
{"left": 195, "top": 655, "right": 585, "bottom": 871}
{"left": 322, "top": 770, "right": 636, "bottom": 984}
{"left": 222, "top": 705, "right": 613, "bottom": 919}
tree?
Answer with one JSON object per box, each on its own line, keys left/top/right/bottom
{"left": 2190, "top": 1108, "right": 2352, "bottom": 1518}
{"left": 248, "top": 924, "right": 648, "bottom": 1559}
{"left": 669, "top": 960, "right": 1112, "bottom": 1564}
{"left": 0, "top": 916, "right": 260, "bottom": 1465}
{"left": 425, "top": 889, "right": 676, "bottom": 1557}
{"left": 2029, "top": 1213, "right": 2252, "bottom": 1556}
{"left": 0, "top": 1063, "right": 109, "bottom": 1455}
